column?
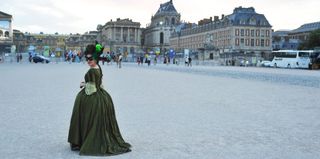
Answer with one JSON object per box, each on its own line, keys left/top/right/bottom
{"left": 135, "top": 28, "right": 138, "bottom": 43}
{"left": 127, "top": 27, "right": 130, "bottom": 43}
{"left": 111, "top": 27, "right": 114, "bottom": 40}
{"left": 9, "top": 20, "right": 13, "bottom": 38}
{"left": 120, "top": 27, "right": 123, "bottom": 42}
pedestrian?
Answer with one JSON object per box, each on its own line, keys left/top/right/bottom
{"left": 137, "top": 57, "right": 141, "bottom": 65}
{"left": 185, "top": 56, "right": 189, "bottom": 66}
{"left": 154, "top": 57, "right": 157, "bottom": 65}
{"left": 147, "top": 55, "right": 151, "bottom": 66}
{"left": 51, "top": 52, "right": 56, "bottom": 64}
{"left": 68, "top": 44, "right": 131, "bottom": 156}
{"left": 16, "top": 53, "right": 20, "bottom": 63}
{"left": 140, "top": 56, "right": 144, "bottom": 65}
{"left": 19, "top": 53, "right": 22, "bottom": 63}
{"left": 188, "top": 56, "right": 192, "bottom": 67}
{"left": 118, "top": 54, "right": 123, "bottom": 68}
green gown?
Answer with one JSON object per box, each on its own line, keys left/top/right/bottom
{"left": 68, "top": 67, "right": 131, "bottom": 156}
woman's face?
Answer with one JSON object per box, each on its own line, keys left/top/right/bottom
{"left": 87, "top": 58, "right": 97, "bottom": 67}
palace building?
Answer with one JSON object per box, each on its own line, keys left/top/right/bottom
{"left": 170, "top": 7, "right": 273, "bottom": 63}
{"left": 0, "top": 11, "right": 13, "bottom": 53}
{"left": 143, "top": 0, "right": 180, "bottom": 54}
{"left": 98, "top": 18, "right": 142, "bottom": 55}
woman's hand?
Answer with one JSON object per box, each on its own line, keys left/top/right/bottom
{"left": 80, "top": 82, "right": 85, "bottom": 88}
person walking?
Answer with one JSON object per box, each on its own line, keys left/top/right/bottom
{"left": 185, "top": 56, "right": 189, "bottom": 66}
{"left": 118, "top": 54, "right": 123, "bottom": 68}
{"left": 188, "top": 56, "right": 192, "bottom": 67}
{"left": 68, "top": 44, "right": 131, "bottom": 156}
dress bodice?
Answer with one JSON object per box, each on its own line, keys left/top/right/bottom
{"left": 84, "top": 68, "right": 102, "bottom": 87}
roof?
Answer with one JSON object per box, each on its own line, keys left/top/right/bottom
{"left": 226, "top": 7, "right": 271, "bottom": 27}
{"left": 155, "top": 0, "right": 177, "bottom": 15}
{"left": 0, "top": 11, "right": 12, "bottom": 18}
{"left": 291, "top": 21, "right": 320, "bottom": 33}
{"left": 272, "top": 30, "right": 290, "bottom": 36}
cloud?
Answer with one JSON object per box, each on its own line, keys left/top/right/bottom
{"left": 1, "top": 0, "right": 319, "bottom": 33}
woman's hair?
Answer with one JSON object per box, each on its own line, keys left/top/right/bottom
{"left": 84, "top": 44, "right": 96, "bottom": 57}
{"left": 85, "top": 44, "right": 103, "bottom": 79}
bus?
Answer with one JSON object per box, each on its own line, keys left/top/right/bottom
{"left": 270, "top": 50, "right": 311, "bottom": 69}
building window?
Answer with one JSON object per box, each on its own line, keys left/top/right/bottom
{"left": 266, "top": 39, "right": 270, "bottom": 46}
{"left": 246, "top": 29, "right": 250, "bottom": 36}
{"left": 245, "top": 39, "right": 249, "bottom": 46}
{"left": 241, "top": 29, "right": 244, "bottom": 36}
{"left": 256, "top": 30, "right": 260, "bottom": 37}
{"left": 160, "top": 32, "right": 164, "bottom": 44}
{"left": 5, "top": 31, "right": 9, "bottom": 37}
{"left": 261, "top": 39, "right": 265, "bottom": 47}
{"left": 256, "top": 39, "right": 260, "bottom": 46}
{"left": 251, "top": 39, "right": 254, "bottom": 46}
{"left": 235, "top": 38, "right": 239, "bottom": 46}
{"left": 251, "top": 30, "right": 255, "bottom": 37}
{"left": 171, "top": 18, "right": 176, "bottom": 25}
{"left": 240, "top": 38, "right": 244, "bottom": 45}
{"left": 266, "top": 30, "right": 270, "bottom": 37}
{"left": 261, "top": 30, "right": 265, "bottom": 37}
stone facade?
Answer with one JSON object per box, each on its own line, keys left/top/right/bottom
{"left": 143, "top": 0, "right": 180, "bottom": 54}
{"left": 272, "top": 21, "right": 320, "bottom": 50}
{"left": 0, "top": 11, "right": 13, "bottom": 53}
{"left": 98, "top": 18, "right": 142, "bottom": 54}
{"left": 170, "top": 7, "right": 273, "bottom": 63}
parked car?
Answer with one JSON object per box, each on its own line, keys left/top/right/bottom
{"left": 33, "top": 55, "right": 50, "bottom": 63}
{"left": 260, "top": 60, "right": 271, "bottom": 67}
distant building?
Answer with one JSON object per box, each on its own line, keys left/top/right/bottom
{"left": 79, "top": 31, "right": 98, "bottom": 51}
{"left": 143, "top": 0, "right": 181, "bottom": 54}
{"left": 65, "top": 34, "right": 81, "bottom": 51}
{"left": 13, "top": 30, "right": 26, "bottom": 53}
{"left": 272, "top": 30, "right": 299, "bottom": 50}
{"left": 12, "top": 31, "right": 69, "bottom": 55}
{"left": 272, "top": 21, "right": 320, "bottom": 50}
{"left": 98, "top": 18, "right": 142, "bottom": 55}
{"left": 0, "top": 11, "right": 13, "bottom": 53}
{"left": 170, "top": 6, "right": 273, "bottom": 63}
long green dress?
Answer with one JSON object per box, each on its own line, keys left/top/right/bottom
{"left": 68, "top": 67, "right": 131, "bottom": 156}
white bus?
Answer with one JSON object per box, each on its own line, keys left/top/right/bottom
{"left": 270, "top": 50, "right": 311, "bottom": 68}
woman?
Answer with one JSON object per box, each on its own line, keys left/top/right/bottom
{"left": 68, "top": 44, "right": 131, "bottom": 156}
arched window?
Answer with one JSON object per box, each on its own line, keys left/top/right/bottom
{"left": 160, "top": 32, "right": 164, "bottom": 44}
{"left": 171, "top": 18, "right": 176, "bottom": 25}
{"left": 5, "top": 31, "right": 9, "bottom": 37}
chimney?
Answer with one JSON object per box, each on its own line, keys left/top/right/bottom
{"left": 214, "top": 16, "right": 219, "bottom": 22}
{"left": 221, "top": 14, "right": 225, "bottom": 20}
{"left": 210, "top": 17, "right": 212, "bottom": 22}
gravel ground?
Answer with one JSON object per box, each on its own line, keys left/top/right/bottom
{"left": 0, "top": 63, "right": 319, "bottom": 159}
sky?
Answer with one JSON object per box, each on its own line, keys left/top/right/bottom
{"left": 1, "top": 0, "right": 319, "bottom": 34}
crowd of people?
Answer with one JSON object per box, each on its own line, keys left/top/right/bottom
{"left": 136, "top": 54, "right": 192, "bottom": 67}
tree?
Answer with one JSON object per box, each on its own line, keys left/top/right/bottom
{"left": 299, "top": 29, "right": 320, "bottom": 49}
